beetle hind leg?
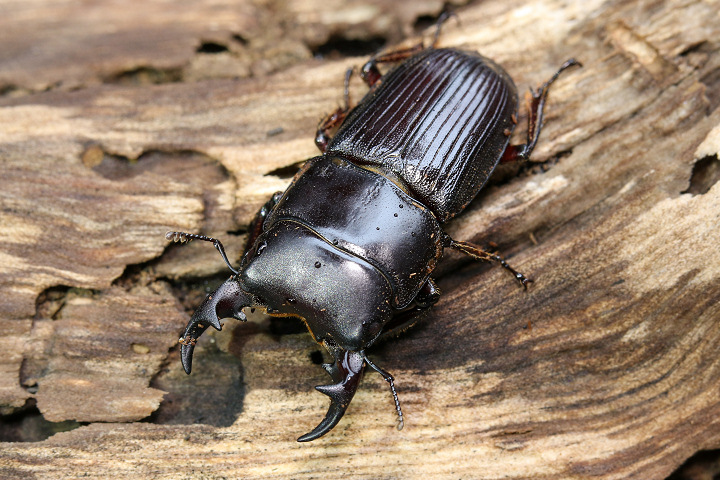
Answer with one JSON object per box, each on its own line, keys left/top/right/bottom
{"left": 446, "top": 238, "right": 533, "bottom": 290}
{"left": 360, "top": 11, "right": 457, "bottom": 87}
{"left": 502, "top": 58, "right": 582, "bottom": 163}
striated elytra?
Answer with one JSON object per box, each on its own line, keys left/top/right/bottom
{"left": 167, "top": 25, "right": 580, "bottom": 442}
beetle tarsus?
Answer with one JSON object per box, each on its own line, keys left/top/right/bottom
{"left": 430, "top": 10, "right": 458, "bottom": 48}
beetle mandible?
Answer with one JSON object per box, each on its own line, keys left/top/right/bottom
{"left": 167, "top": 20, "right": 580, "bottom": 442}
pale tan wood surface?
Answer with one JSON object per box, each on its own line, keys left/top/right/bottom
{"left": 1, "top": 0, "right": 719, "bottom": 478}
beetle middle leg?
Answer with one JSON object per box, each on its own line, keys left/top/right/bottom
{"left": 315, "top": 68, "right": 354, "bottom": 153}
{"left": 502, "top": 59, "right": 582, "bottom": 163}
{"left": 446, "top": 237, "right": 532, "bottom": 290}
{"left": 244, "top": 191, "right": 283, "bottom": 253}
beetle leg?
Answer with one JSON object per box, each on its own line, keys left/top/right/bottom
{"left": 379, "top": 278, "right": 440, "bottom": 340}
{"left": 501, "top": 58, "right": 582, "bottom": 163}
{"left": 446, "top": 237, "right": 533, "bottom": 290}
{"left": 360, "top": 11, "right": 457, "bottom": 87}
{"left": 298, "top": 347, "right": 365, "bottom": 442}
{"left": 359, "top": 44, "right": 424, "bottom": 87}
{"left": 315, "top": 68, "right": 354, "bottom": 152}
{"left": 429, "top": 11, "right": 458, "bottom": 48}
{"left": 244, "top": 191, "right": 283, "bottom": 254}
{"left": 414, "top": 277, "right": 441, "bottom": 308}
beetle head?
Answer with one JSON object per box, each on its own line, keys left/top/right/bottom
{"left": 167, "top": 227, "right": 400, "bottom": 441}
{"left": 239, "top": 221, "right": 394, "bottom": 352}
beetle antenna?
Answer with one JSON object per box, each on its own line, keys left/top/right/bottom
{"left": 362, "top": 352, "right": 404, "bottom": 431}
{"left": 165, "top": 231, "right": 239, "bottom": 275}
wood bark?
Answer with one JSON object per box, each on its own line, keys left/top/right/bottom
{"left": 1, "top": 0, "right": 719, "bottom": 479}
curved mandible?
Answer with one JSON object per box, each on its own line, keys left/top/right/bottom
{"left": 178, "top": 276, "right": 254, "bottom": 374}
{"left": 297, "top": 349, "right": 365, "bottom": 442}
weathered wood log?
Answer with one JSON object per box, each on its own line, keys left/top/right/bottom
{"left": 1, "top": 0, "right": 719, "bottom": 478}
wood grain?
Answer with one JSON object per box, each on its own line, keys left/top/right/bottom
{"left": 1, "top": 0, "right": 719, "bottom": 478}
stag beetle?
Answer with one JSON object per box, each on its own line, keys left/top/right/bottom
{"left": 167, "top": 20, "right": 579, "bottom": 441}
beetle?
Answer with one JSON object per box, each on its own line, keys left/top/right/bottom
{"left": 167, "top": 23, "right": 579, "bottom": 441}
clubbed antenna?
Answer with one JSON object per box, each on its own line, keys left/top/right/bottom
{"left": 363, "top": 352, "right": 404, "bottom": 431}
{"left": 165, "top": 231, "right": 239, "bottom": 275}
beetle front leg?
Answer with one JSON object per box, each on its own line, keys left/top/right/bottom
{"left": 446, "top": 237, "right": 533, "bottom": 290}
{"left": 502, "top": 59, "right": 582, "bottom": 163}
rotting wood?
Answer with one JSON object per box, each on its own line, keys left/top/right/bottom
{"left": 1, "top": 0, "right": 719, "bottom": 478}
